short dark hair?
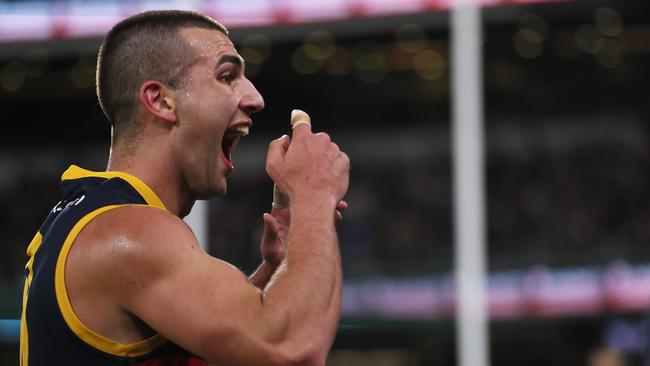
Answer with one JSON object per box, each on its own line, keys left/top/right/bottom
{"left": 96, "top": 10, "right": 228, "bottom": 145}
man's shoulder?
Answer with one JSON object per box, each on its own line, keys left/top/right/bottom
{"left": 97, "top": 204, "right": 186, "bottom": 232}
{"left": 63, "top": 205, "right": 204, "bottom": 342}
{"left": 72, "top": 204, "right": 199, "bottom": 268}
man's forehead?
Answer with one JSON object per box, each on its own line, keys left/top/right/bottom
{"left": 180, "top": 27, "right": 235, "bottom": 56}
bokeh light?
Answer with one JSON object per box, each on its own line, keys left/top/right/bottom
{"left": 0, "top": 61, "right": 27, "bottom": 92}
{"left": 594, "top": 38, "right": 622, "bottom": 68}
{"left": 519, "top": 13, "right": 548, "bottom": 39}
{"left": 514, "top": 13, "right": 547, "bottom": 59}
{"left": 574, "top": 24, "right": 601, "bottom": 54}
{"left": 514, "top": 29, "right": 544, "bottom": 59}
{"left": 353, "top": 42, "right": 386, "bottom": 83}
{"left": 595, "top": 7, "right": 624, "bottom": 37}
{"left": 395, "top": 23, "right": 427, "bottom": 54}
{"left": 242, "top": 33, "right": 272, "bottom": 62}
{"left": 291, "top": 47, "right": 322, "bottom": 75}
{"left": 303, "top": 30, "right": 336, "bottom": 61}
{"left": 323, "top": 47, "right": 352, "bottom": 76}
{"left": 412, "top": 48, "right": 446, "bottom": 80}
{"left": 240, "top": 34, "right": 272, "bottom": 78}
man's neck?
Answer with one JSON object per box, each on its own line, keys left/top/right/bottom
{"left": 107, "top": 145, "right": 195, "bottom": 218}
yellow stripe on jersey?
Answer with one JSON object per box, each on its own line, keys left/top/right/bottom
{"left": 61, "top": 165, "right": 167, "bottom": 211}
{"left": 54, "top": 204, "right": 167, "bottom": 357}
{"left": 21, "top": 231, "right": 43, "bottom": 366}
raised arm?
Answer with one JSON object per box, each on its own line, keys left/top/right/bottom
{"left": 261, "top": 124, "right": 350, "bottom": 362}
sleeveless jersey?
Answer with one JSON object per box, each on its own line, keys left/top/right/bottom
{"left": 20, "top": 165, "right": 207, "bottom": 366}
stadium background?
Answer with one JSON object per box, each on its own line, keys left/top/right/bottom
{"left": 1, "top": 0, "right": 649, "bottom": 365}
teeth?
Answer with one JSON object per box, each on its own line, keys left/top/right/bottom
{"left": 235, "top": 125, "right": 249, "bottom": 136}
{"left": 224, "top": 125, "right": 249, "bottom": 138}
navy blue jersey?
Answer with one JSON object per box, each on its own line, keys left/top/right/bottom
{"left": 20, "top": 165, "right": 206, "bottom": 366}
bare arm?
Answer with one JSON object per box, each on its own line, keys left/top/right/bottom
{"left": 263, "top": 197, "right": 342, "bottom": 362}
{"left": 259, "top": 124, "right": 349, "bottom": 363}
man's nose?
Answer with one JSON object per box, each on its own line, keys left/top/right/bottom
{"left": 240, "top": 79, "right": 265, "bottom": 115}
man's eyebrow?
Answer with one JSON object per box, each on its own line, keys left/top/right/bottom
{"left": 216, "top": 54, "right": 244, "bottom": 69}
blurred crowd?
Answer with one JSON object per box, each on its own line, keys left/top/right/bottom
{"left": 487, "top": 121, "right": 650, "bottom": 269}
{"left": 0, "top": 162, "right": 61, "bottom": 316}
{"left": 211, "top": 121, "right": 650, "bottom": 279}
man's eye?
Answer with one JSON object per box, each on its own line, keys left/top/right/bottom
{"left": 219, "top": 73, "right": 234, "bottom": 83}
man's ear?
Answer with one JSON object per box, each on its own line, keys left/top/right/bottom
{"left": 138, "top": 81, "right": 177, "bottom": 123}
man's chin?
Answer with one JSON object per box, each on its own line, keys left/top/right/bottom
{"left": 199, "top": 181, "right": 227, "bottom": 199}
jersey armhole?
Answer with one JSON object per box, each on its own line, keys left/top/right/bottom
{"left": 54, "top": 204, "right": 168, "bottom": 357}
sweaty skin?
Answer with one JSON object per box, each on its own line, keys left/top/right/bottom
{"left": 65, "top": 27, "right": 350, "bottom": 366}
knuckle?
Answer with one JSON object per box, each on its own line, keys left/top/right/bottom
{"left": 341, "top": 152, "right": 350, "bottom": 164}
{"left": 315, "top": 132, "right": 331, "bottom": 141}
{"left": 265, "top": 161, "right": 276, "bottom": 175}
{"left": 267, "top": 143, "right": 279, "bottom": 154}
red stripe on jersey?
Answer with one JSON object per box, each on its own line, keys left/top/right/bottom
{"left": 131, "top": 355, "right": 207, "bottom": 366}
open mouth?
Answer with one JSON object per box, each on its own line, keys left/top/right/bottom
{"left": 221, "top": 125, "right": 250, "bottom": 170}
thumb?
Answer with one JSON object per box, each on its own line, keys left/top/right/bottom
{"left": 266, "top": 135, "right": 290, "bottom": 177}
{"left": 291, "top": 122, "right": 312, "bottom": 139}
